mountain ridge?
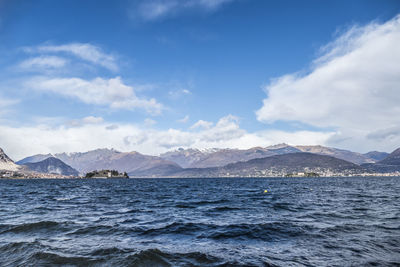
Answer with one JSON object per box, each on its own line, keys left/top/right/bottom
{"left": 160, "top": 144, "right": 383, "bottom": 168}
{"left": 0, "top": 148, "right": 20, "bottom": 171}
{"left": 131, "top": 152, "right": 366, "bottom": 178}
{"left": 362, "top": 148, "right": 400, "bottom": 173}
{"left": 23, "top": 157, "right": 79, "bottom": 176}
{"left": 53, "top": 148, "right": 180, "bottom": 175}
{"left": 16, "top": 153, "right": 54, "bottom": 165}
{"left": 14, "top": 145, "right": 396, "bottom": 177}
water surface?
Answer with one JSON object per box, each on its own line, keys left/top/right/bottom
{"left": 0, "top": 177, "right": 399, "bottom": 266}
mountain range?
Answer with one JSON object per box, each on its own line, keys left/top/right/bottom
{"left": 1, "top": 144, "right": 399, "bottom": 178}
{"left": 16, "top": 149, "right": 181, "bottom": 176}
{"left": 160, "top": 144, "right": 387, "bottom": 168}
{"left": 361, "top": 148, "right": 400, "bottom": 173}
{"left": 23, "top": 157, "right": 79, "bottom": 176}
{"left": 156, "top": 152, "right": 365, "bottom": 178}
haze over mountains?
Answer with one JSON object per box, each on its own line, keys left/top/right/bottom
{"left": 166, "top": 153, "right": 365, "bottom": 178}
{"left": 0, "top": 143, "right": 397, "bottom": 177}
{"left": 160, "top": 144, "right": 386, "bottom": 168}
{"left": 16, "top": 149, "right": 181, "bottom": 177}
{"left": 159, "top": 145, "right": 301, "bottom": 168}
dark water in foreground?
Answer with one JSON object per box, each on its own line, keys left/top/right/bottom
{"left": 0, "top": 177, "right": 399, "bottom": 267}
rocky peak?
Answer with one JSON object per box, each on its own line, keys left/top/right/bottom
{"left": 0, "top": 147, "right": 19, "bottom": 171}
{"left": 0, "top": 148, "right": 13, "bottom": 163}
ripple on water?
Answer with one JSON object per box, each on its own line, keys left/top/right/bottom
{"left": 0, "top": 177, "right": 399, "bottom": 266}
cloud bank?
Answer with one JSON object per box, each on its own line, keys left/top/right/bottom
{"left": 2, "top": 16, "right": 400, "bottom": 159}
{"left": 0, "top": 115, "right": 333, "bottom": 160}
{"left": 256, "top": 15, "right": 400, "bottom": 152}
{"left": 28, "top": 76, "right": 163, "bottom": 114}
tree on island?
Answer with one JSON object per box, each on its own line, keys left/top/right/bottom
{"left": 84, "top": 170, "right": 129, "bottom": 178}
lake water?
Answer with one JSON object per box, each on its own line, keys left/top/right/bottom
{"left": 0, "top": 177, "right": 399, "bottom": 266}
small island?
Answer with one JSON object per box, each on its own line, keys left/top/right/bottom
{"left": 84, "top": 170, "right": 129, "bottom": 179}
{"left": 285, "top": 172, "right": 320, "bottom": 177}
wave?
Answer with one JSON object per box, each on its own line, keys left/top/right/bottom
{"left": 67, "top": 224, "right": 117, "bottom": 236}
{"left": 29, "top": 251, "right": 97, "bottom": 266}
{"left": 0, "top": 177, "right": 398, "bottom": 266}
{"left": 201, "top": 222, "right": 314, "bottom": 241}
{"left": 0, "top": 221, "right": 69, "bottom": 234}
{"left": 122, "top": 249, "right": 227, "bottom": 267}
{"left": 141, "top": 222, "right": 205, "bottom": 236}
{"left": 0, "top": 241, "right": 43, "bottom": 266}
{"left": 0, "top": 242, "right": 277, "bottom": 267}
{"left": 208, "top": 206, "right": 241, "bottom": 212}
{"left": 139, "top": 221, "right": 314, "bottom": 242}
{"left": 185, "top": 199, "right": 229, "bottom": 206}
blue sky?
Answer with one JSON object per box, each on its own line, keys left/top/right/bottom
{"left": 0, "top": 0, "right": 400, "bottom": 159}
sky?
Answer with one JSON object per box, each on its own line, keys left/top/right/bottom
{"left": 0, "top": 0, "right": 400, "bottom": 160}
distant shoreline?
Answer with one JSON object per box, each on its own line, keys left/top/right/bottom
{"left": 2, "top": 175, "right": 400, "bottom": 180}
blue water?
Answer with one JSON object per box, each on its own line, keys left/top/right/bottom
{"left": 0, "top": 177, "right": 399, "bottom": 266}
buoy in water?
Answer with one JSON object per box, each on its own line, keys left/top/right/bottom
{"left": 264, "top": 189, "right": 268, "bottom": 193}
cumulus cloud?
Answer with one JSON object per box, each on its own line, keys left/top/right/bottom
{"left": 0, "top": 115, "right": 333, "bottom": 160}
{"left": 190, "top": 119, "right": 213, "bottom": 129}
{"left": 19, "top": 56, "right": 67, "bottom": 69}
{"left": 67, "top": 116, "right": 104, "bottom": 127}
{"left": 256, "top": 15, "right": 400, "bottom": 152}
{"left": 177, "top": 115, "right": 189, "bottom": 123}
{"left": 82, "top": 116, "right": 104, "bottom": 124}
{"left": 106, "top": 124, "right": 119, "bottom": 130}
{"left": 366, "top": 126, "right": 400, "bottom": 141}
{"left": 28, "top": 76, "right": 164, "bottom": 115}
{"left": 17, "top": 43, "right": 164, "bottom": 115}
{"left": 27, "top": 43, "right": 118, "bottom": 71}
{"left": 194, "top": 115, "right": 247, "bottom": 143}
{"left": 133, "top": 0, "right": 235, "bottom": 21}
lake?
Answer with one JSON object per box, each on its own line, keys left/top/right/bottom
{"left": 0, "top": 177, "right": 399, "bottom": 266}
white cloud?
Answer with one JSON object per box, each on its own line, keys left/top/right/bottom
{"left": 106, "top": 124, "right": 119, "bottom": 130}
{"left": 135, "top": 0, "right": 234, "bottom": 21}
{"left": 139, "top": 1, "right": 176, "bottom": 20}
{"left": 256, "top": 15, "right": 400, "bottom": 152}
{"left": 0, "top": 97, "right": 18, "bottom": 109}
{"left": 19, "top": 56, "right": 67, "bottom": 69}
{"left": 190, "top": 119, "right": 213, "bottom": 129}
{"left": 17, "top": 43, "right": 163, "bottom": 116}
{"left": 28, "top": 76, "right": 164, "bottom": 115}
{"left": 144, "top": 118, "right": 157, "bottom": 126}
{"left": 82, "top": 116, "right": 104, "bottom": 124}
{"left": 0, "top": 115, "right": 333, "bottom": 160}
{"left": 197, "top": 115, "right": 244, "bottom": 142}
{"left": 177, "top": 115, "right": 189, "bottom": 123}
{"left": 67, "top": 116, "right": 104, "bottom": 127}
{"left": 0, "top": 96, "right": 19, "bottom": 117}
{"left": 168, "top": 88, "right": 192, "bottom": 99}
{"left": 29, "top": 43, "right": 118, "bottom": 71}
